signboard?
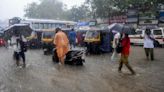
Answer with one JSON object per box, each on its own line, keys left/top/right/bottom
{"left": 97, "top": 18, "right": 109, "bottom": 24}
{"left": 159, "top": 11, "right": 164, "bottom": 27}
{"left": 127, "top": 9, "right": 138, "bottom": 16}
{"left": 125, "top": 23, "right": 138, "bottom": 29}
{"left": 159, "top": 11, "right": 164, "bottom": 23}
{"left": 139, "top": 19, "right": 158, "bottom": 25}
{"left": 139, "top": 11, "right": 156, "bottom": 20}
{"left": 126, "top": 18, "right": 138, "bottom": 23}
{"left": 89, "top": 21, "right": 97, "bottom": 26}
{"left": 126, "top": 9, "right": 138, "bottom": 23}
{"left": 109, "top": 15, "right": 126, "bottom": 24}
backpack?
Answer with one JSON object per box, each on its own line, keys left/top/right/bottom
{"left": 116, "top": 38, "right": 123, "bottom": 53}
{"left": 21, "top": 41, "right": 28, "bottom": 52}
{"left": 116, "top": 42, "right": 123, "bottom": 53}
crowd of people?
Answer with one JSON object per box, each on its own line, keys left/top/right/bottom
{"left": 111, "top": 28, "right": 155, "bottom": 75}
{"left": 8, "top": 27, "right": 156, "bottom": 75}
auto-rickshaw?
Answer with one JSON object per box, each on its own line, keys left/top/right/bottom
{"left": 84, "top": 27, "right": 113, "bottom": 54}
{"left": 41, "top": 29, "right": 56, "bottom": 55}
{"left": 76, "top": 27, "right": 89, "bottom": 46}
{"left": 26, "top": 30, "right": 42, "bottom": 49}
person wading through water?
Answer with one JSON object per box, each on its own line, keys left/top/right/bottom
{"left": 53, "top": 28, "right": 69, "bottom": 65}
{"left": 118, "top": 33, "right": 135, "bottom": 75}
{"left": 143, "top": 28, "right": 155, "bottom": 61}
{"left": 15, "top": 37, "right": 27, "bottom": 68}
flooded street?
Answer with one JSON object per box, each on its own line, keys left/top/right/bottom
{"left": 0, "top": 46, "right": 164, "bottom": 92}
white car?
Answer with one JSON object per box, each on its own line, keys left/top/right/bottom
{"left": 129, "top": 28, "right": 164, "bottom": 47}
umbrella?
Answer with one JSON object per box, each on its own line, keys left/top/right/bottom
{"left": 3, "top": 24, "right": 33, "bottom": 40}
{"left": 122, "top": 26, "right": 136, "bottom": 34}
{"left": 108, "top": 23, "right": 135, "bottom": 34}
{"left": 108, "top": 23, "right": 124, "bottom": 32}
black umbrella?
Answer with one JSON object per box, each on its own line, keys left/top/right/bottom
{"left": 108, "top": 23, "right": 124, "bottom": 33}
{"left": 108, "top": 23, "right": 135, "bottom": 34}
{"left": 122, "top": 26, "right": 136, "bottom": 34}
{"left": 4, "top": 24, "right": 32, "bottom": 40}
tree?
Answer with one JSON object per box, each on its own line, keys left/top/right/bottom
{"left": 87, "top": 0, "right": 162, "bottom": 18}
{"left": 68, "top": 4, "right": 91, "bottom": 21}
{"left": 24, "top": 0, "right": 68, "bottom": 20}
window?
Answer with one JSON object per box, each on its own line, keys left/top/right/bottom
{"left": 153, "top": 30, "right": 162, "bottom": 35}
{"left": 44, "top": 23, "right": 48, "bottom": 29}
{"left": 32, "top": 23, "right": 39, "bottom": 29}
{"left": 56, "top": 24, "right": 60, "bottom": 28}
{"left": 136, "top": 31, "right": 142, "bottom": 35}
{"left": 52, "top": 23, "right": 56, "bottom": 28}
{"left": 43, "top": 31, "right": 55, "bottom": 38}
{"left": 85, "top": 31, "right": 100, "bottom": 39}
{"left": 39, "top": 23, "right": 44, "bottom": 29}
{"left": 48, "top": 24, "right": 52, "bottom": 29}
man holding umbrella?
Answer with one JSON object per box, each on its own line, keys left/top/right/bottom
{"left": 108, "top": 23, "right": 135, "bottom": 75}
{"left": 118, "top": 32, "right": 135, "bottom": 75}
{"left": 111, "top": 31, "right": 121, "bottom": 61}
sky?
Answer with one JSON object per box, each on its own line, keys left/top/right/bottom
{"left": 0, "top": 0, "right": 85, "bottom": 20}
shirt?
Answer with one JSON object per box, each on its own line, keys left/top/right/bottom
{"left": 69, "top": 31, "right": 76, "bottom": 41}
{"left": 113, "top": 33, "right": 120, "bottom": 48}
{"left": 121, "top": 37, "right": 130, "bottom": 55}
{"left": 13, "top": 43, "right": 21, "bottom": 52}
{"left": 143, "top": 34, "right": 154, "bottom": 48}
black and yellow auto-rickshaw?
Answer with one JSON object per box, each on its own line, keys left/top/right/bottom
{"left": 76, "top": 27, "right": 89, "bottom": 46}
{"left": 26, "top": 30, "right": 42, "bottom": 49}
{"left": 84, "top": 27, "right": 113, "bottom": 54}
{"left": 41, "top": 29, "right": 56, "bottom": 55}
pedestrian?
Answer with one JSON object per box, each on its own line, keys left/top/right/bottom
{"left": 53, "top": 28, "right": 69, "bottom": 65}
{"left": 11, "top": 35, "right": 19, "bottom": 60}
{"left": 5, "top": 39, "right": 11, "bottom": 48}
{"left": 68, "top": 29, "right": 76, "bottom": 49}
{"left": 111, "top": 32, "right": 120, "bottom": 61}
{"left": 118, "top": 33, "right": 135, "bottom": 75}
{"left": 13, "top": 36, "right": 27, "bottom": 68}
{"left": 143, "top": 28, "right": 154, "bottom": 61}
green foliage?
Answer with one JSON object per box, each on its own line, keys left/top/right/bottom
{"left": 87, "top": 0, "right": 162, "bottom": 18}
{"left": 24, "top": 0, "right": 91, "bottom": 21}
{"left": 24, "top": 0, "right": 163, "bottom": 20}
{"left": 68, "top": 4, "right": 91, "bottom": 21}
{"left": 24, "top": 0, "right": 67, "bottom": 20}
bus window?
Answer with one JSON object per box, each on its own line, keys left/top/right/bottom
{"left": 52, "top": 23, "right": 56, "bottom": 28}
{"left": 44, "top": 23, "right": 48, "bottom": 29}
{"left": 48, "top": 23, "right": 52, "bottom": 29}
{"left": 153, "top": 30, "right": 162, "bottom": 35}
{"left": 56, "top": 23, "right": 59, "bottom": 28}
{"left": 32, "top": 23, "right": 39, "bottom": 29}
{"left": 39, "top": 23, "right": 44, "bottom": 29}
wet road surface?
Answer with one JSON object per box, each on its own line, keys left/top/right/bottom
{"left": 0, "top": 46, "right": 164, "bottom": 92}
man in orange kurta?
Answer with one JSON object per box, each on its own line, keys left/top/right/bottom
{"left": 54, "top": 28, "right": 69, "bottom": 64}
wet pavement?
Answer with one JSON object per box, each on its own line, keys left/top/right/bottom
{"left": 0, "top": 46, "right": 164, "bottom": 92}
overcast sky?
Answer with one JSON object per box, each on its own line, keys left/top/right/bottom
{"left": 0, "top": 0, "right": 85, "bottom": 20}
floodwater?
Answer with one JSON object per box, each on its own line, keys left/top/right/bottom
{"left": 0, "top": 46, "right": 164, "bottom": 92}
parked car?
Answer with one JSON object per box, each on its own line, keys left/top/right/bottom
{"left": 129, "top": 28, "right": 164, "bottom": 47}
